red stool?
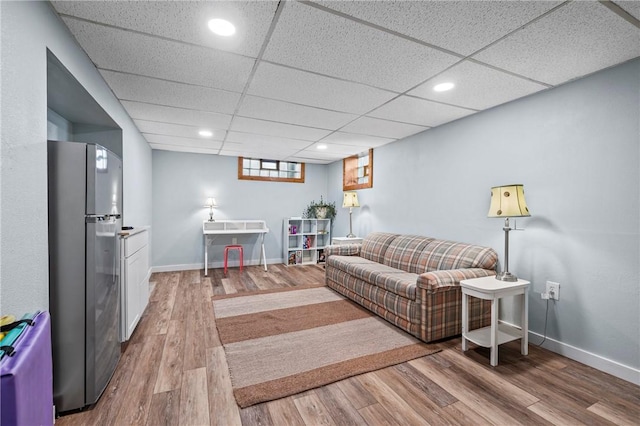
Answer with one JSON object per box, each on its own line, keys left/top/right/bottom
{"left": 224, "top": 245, "right": 243, "bottom": 275}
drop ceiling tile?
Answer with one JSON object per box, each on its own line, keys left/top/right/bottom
{"left": 263, "top": 1, "right": 459, "bottom": 92}
{"left": 340, "top": 117, "right": 428, "bottom": 139}
{"left": 145, "top": 134, "right": 223, "bottom": 150}
{"left": 285, "top": 157, "right": 333, "bottom": 165}
{"left": 368, "top": 96, "right": 475, "bottom": 127}
{"left": 151, "top": 144, "right": 221, "bottom": 155}
{"left": 313, "top": 0, "right": 561, "bottom": 56}
{"left": 296, "top": 146, "right": 361, "bottom": 159}
{"left": 320, "top": 144, "right": 371, "bottom": 155}
{"left": 409, "top": 60, "right": 549, "bottom": 110}
{"left": 225, "top": 131, "right": 311, "bottom": 151}
{"left": 100, "top": 70, "right": 240, "bottom": 114}
{"left": 614, "top": 1, "right": 640, "bottom": 21}
{"left": 121, "top": 101, "right": 232, "bottom": 130}
{"left": 51, "top": 1, "right": 277, "bottom": 57}
{"left": 230, "top": 117, "right": 332, "bottom": 141}
{"left": 473, "top": 1, "right": 640, "bottom": 85}
{"left": 135, "top": 120, "right": 225, "bottom": 141}
{"left": 228, "top": 149, "right": 297, "bottom": 158}
{"left": 247, "top": 62, "right": 396, "bottom": 115}
{"left": 62, "top": 17, "right": 254, "bottom": 92}
{"left": 320, "top": 132, "right": 395, "bottom": 148}
{"left": 237, "top": 96, "right": 358, "bottom": 130}
{"left": 218, "top": 146, "right": 293, "bottom": 160}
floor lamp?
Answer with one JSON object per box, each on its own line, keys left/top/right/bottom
{"left": 488, "top": 184, "right": 530, "bottom": 281}
{"left": 342, "top": 191, "right": 360, "bottom": 238}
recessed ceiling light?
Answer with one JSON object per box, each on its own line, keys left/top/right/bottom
{"left": 317, "top": 144, "right": 327, "bottom": 150}
{"left": 433, "top": 82, "right": 455, "bottom": 92}
{"left": 208, "top": 18, "right": 236, "bottom": 36}
{"left": 199, "top": 130, "right": 213, "bottom": 138}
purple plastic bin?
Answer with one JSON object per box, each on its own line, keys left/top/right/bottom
{"left": 1, "top": 311, "right": 54, "bottom": 426}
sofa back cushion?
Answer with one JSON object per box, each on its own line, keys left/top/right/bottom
{"left": 415, "top": 239, "right": 498, "bottom": 272}
{"left": 360, "top": 232, "right": 398, "bottom": 263}
{"left": 382, "top": 235, "right": 434, "bottom": 272}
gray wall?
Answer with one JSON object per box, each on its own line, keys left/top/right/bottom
{"left": 0, "top": 1, "right": 152, "bottom": 314}
{"left": 328, "top": 59, "right": 639, "bottom": 379}
{"left": 152, "top": 151, "right": 328, "bottom": 269}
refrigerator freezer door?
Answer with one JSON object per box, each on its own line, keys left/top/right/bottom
{"left": 86, "top": 144, "right": 123, "bottom": 216}
{"left": 47, "top": 141, "right": 87, "bottom": 412}
{"left": 85, "top": 217, "right": 121, "bottom": 405}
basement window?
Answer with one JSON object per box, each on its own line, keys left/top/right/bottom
{"left": 238, "top": 157, "right": 305, "bottom": 183}
{"left": 343, "top": 149, "right": 373, "bottom": 190}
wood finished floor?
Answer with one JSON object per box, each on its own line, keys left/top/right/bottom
{"left": 57, "top": 265, "right": 640, "bottom": 426}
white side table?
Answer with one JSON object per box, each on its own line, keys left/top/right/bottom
{"left": 331, "top": 237, "right": 363, "bottom": 245}
{"left": 460, "top": 276, "right": 530, "bottom": 366}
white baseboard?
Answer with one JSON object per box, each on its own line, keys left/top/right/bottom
{"left": 150, "top": 258, "right": 283, "bottom": 274}
{"left": 151, "top": 263, "right": 200, "bottom": 273}
{"left": 527, "top": 330, "right": 640, "bottom": 386}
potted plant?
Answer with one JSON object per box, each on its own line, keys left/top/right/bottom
{"left": 303, "top": 196, "right": 337, "bottom": 221}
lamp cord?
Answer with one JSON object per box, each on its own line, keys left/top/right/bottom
{"left": 538, "top": 297, "right": 550, "bottom": 347}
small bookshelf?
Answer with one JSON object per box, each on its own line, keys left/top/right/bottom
{"left": 283, "top": 218, "right": 331, "bottom": 266}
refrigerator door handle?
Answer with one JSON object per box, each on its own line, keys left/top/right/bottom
{"left": 86, "top": 214, "right": 121, "bottom": 223}
{"left": 86, "top": 215, "right": 108, "bottom": 223}
{"left": 113, "top": 229, "right": 118, "bottom": 284}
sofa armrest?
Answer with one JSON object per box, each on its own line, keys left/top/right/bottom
{"left": 417, "top": 268, "right": 496, "bottom": 293}
{"left": 325, "top": 244, "right": 362, "bottom": 257}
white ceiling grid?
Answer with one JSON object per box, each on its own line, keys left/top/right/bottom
{"left": 51, "top": 0, "right": 640, "bottom": 164}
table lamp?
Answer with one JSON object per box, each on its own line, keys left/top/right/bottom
{"left": 342, "top": 191, "right": 360, "bottom": 238}
{"left": 204, "top": 197, "right": 217, "bottom": 222}
{"left": 488, "top": 184, "right": 530, "bottom": 281}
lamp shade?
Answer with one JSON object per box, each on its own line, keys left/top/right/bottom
{"left": 488, "top": 185, "right": 530, "bottom": 218}
{"left": 342, "top": 191, "right": 360, "bottom": 208}
{"left": 204, "top": 197, "right": 217, "bottom": 208}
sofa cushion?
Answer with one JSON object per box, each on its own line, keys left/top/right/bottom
{"left": 326, "top": 268, "right": 418, "bottom": 324}
{"left": 360, "top": 232, "right": 398, "bottom": 263}
{"left": 326, "top": 254, "right": 376, "bottom": 271}
{"left": 328, "top": 255, "right": 417, "bottom": 300}
{"left": 382, "top": 235, "right": 434, "bottom": 272}
{"left": 371, "top": 272, "right": 418, "bottom": 300}
{"left": 415, "top": 239, "right": 498, "bottom": 272}
{"left": 330, "top": 258, "right": 405, "bottom": 282}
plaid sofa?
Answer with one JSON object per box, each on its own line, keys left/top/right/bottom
{"left": 325, "top": 232, "right": 497, "bottom": 342}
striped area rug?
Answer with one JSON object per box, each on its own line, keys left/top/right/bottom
{"left": 213, "top": 285, "right": 440, "bottom": 408}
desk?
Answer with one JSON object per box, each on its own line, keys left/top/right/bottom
{"left": 460, "top": 276, "right": 529, "bottom": 366}
{"left": 203, "top": 220, "right": 269, "bottom": 276}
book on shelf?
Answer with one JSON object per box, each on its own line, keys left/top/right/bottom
{"left": 295, "top": 250, "right": 302, "bottom": 264}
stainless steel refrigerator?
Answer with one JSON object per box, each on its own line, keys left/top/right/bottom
{"left": 48, "top": 141, "right": 122, "bottom": 413}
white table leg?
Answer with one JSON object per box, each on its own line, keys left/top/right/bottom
{"left": 522, "top": 290, "right": 529, "bottom": 355}
{"left": 461, "top": 292, "right": 469, "bottom": 351}
{"left": 261, "top": 233, "right": 268, "bottom": 271}
{"left": 204, "top": 235, "right": 208, "bottom": 276}
{"left": 490, "top": 297, "right": 499, "bottom": 366}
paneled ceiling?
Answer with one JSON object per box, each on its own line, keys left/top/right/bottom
{"left": 51, "top": 0, "right": 640, "bottom": 164}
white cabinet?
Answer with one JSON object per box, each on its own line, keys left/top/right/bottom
{"left": 120, "top": 228, "right": 149, "bottom": 342}
{"left": 283, "top": 218, "right": 330, "bottom": 266}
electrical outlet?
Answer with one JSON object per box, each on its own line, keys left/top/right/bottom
{"left": 546, "top": 281, "right": 560, "bottom": 300}
{"left": 232, "top": 237, "right": 237, "bottom": 245}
